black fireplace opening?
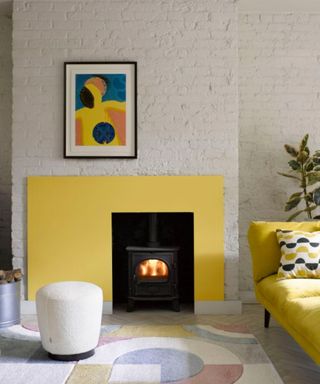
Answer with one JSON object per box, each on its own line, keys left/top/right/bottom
{"left": 112, "top": 212, "right": 194, "bottom": 310}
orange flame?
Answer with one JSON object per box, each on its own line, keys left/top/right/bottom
{"left": 137, "top": 259, "right": 168, "bottom": 278}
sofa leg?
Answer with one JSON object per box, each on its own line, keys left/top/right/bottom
{"left": 264, "top": 309, "right": 270, "bottom": 328}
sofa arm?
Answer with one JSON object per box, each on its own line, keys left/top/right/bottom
{"left": 248, "top": 221, "right": 320, "bottom": 283}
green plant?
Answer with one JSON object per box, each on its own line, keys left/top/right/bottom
{"left": 279, "top": 134, "right": 320, "bottom": 221}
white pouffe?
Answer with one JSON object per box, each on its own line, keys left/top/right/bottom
{"left": 36, "top": 281, "right": 103, "bottom": 361}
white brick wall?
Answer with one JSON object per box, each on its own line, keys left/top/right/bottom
{"left": 0, "top": 13, "right": 12, "bottom": 270}
{"left": 12, "top": 0, "right": 239, "bottom": 300}
{"left": 239, "top": 12, "right": 320, "bottom": 295}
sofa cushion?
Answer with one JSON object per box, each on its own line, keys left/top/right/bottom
{"left": 256, "top": 274, "right": 320, "bottom": 310}
{"left": 276, "top": 229, "right": 320, "bottom": 279}
{"left": 284, "top": 297, "right": 320, "bottom": 354}
{"left": 248, "top": 221, "right": 320, "bottom": 283}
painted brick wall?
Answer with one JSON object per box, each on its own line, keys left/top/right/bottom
{"left": 239, "top": 12, "right": 320, "bottom": 296}
{"left": 0, "top": 13, "right": 12, "bottom": 270}
{"left": 12, "top": 0, "right": 239, "bottom": 300}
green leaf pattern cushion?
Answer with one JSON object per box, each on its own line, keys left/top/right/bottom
{"left": 276, "top": 229, "right": 320, "bottom": 279}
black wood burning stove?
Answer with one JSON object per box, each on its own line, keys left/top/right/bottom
{"left": 126, "top": 213, "right": 180, "bottom": 311}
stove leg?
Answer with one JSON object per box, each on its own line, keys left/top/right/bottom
{"left": 172, "top": 299, "right": 180, "bottom": 312}
{"left": 127, "top": 299, "right": 135, "bottom": 312}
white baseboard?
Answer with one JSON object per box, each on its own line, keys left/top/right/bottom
{"left": 103, "top": 301, "right": 112, "bottom": 314}
{"left": 239, "top": 291, "right": 257, "bottom": 304}
{"left": 21, "top": 300, "right": 242, "bottom": 315}
{"left": 21, "top": 300, "right": 36, "bottom": 315}
{"left": 194, "top": 300, "right": 242, "bottom": 314}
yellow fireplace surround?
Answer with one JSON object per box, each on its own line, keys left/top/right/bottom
{"left": 27, "top": 176, "right": 224, "bottom": 311}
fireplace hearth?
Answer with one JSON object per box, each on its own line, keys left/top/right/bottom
{"left": 126, "top": 213, "right": 180, "bottom": 311}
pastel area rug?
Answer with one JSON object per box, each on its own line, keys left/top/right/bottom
{"left": 0, "top": 322, "right": 283, "bottom": 384}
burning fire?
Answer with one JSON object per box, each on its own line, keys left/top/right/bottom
{"left": 137, "top": 259, "right": 168, "bottom": 278}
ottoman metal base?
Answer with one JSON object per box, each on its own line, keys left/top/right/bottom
{"left": 48, "top": 348, "right": 95, "bottom": 361}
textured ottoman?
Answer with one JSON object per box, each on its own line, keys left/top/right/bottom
{"left": 36, "top": 281, "right": 103, "bottom": 361}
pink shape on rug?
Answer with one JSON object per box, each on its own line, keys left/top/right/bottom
{"left": 213, "top": 323, "right": 250, "bottom": 334}
{"left": 97, "top": 336, "right": 132, "bottom": 347}
{"left": 173, "top": 364, "right": 243, "bottom": 384}
{"left": 21, "top": 322, "right": 39, "bottom": 332}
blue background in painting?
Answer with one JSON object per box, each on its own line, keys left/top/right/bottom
{"left": 75, "top": 74, "right": 126, "bottom": 110}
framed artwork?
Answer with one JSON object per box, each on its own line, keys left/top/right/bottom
{"left": 64, "top": 62, "right": 137, "bottom": 158}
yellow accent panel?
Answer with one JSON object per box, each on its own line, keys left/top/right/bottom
{"left": 27, "top": 176, "right": 224, "bottom": 302}
{"left": 247, "top": 221, "right": 320, "bottom": 283}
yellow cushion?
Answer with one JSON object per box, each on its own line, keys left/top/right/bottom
{"left": 248, "top": 221, "right": 320, "bottom": 283}
{"left": 256, "top": 274, "right": 320, "bottom": 310}
{"left": 276, "top": 229, "right": 320, "bottom": 279}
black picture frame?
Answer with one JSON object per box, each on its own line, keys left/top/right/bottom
{"left": 64, "top": 62, "right": 137, "bottom": 158}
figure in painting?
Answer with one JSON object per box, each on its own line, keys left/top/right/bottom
{"left": 75, "top": 75, "right": 126, "bottom": 146}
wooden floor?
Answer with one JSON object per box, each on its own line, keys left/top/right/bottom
{"left": 99, "top": 302, "right": 320, "bottom": 384}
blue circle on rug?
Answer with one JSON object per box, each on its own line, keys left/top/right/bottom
{"left": 114, "top": 347, "right": 204, "bottom": 382}
{"left": 92, "top": 122, "right": 115, "bottom": 144}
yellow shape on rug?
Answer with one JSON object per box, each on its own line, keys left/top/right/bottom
{"left": 110, "top": 325, "right": 193, "bottom": 338}
{"left": 66, "top": 364, "right": 112, "bottom": 384}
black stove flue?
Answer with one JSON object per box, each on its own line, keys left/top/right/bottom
{"left": 126, "top": 213, "right": 180, "bottom": 312}
{"left": 147, "top": 213, "right": 160, "bottom": 248}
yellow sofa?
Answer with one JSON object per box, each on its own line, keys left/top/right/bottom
{"left": 248, "top": 221, "right": 320, "bottom": 364}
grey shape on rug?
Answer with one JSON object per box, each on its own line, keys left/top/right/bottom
{"left": 114, "top": 347, "right": 204, "bottom": 382}
{"left": 0, "top": 337, "right": 41, "bottom": 363}
{"left": 184, "top": 324, "right": 257, "bottom": 344}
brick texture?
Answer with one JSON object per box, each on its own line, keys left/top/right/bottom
{"left": 239, "top": 12, "right": 320, "bottom": 295}
{"left": 12, "top": 0, "right": 239, "bottom": 299}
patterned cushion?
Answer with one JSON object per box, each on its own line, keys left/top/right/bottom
{"left": 276, "top": 229, "right": 320, "bottom": 279}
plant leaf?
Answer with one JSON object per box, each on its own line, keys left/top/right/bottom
{"left": 297, "top": 150, "right": 309, "bottom": 163}
{"left": 313, "top": 187, "right": 320, "bottom": 205}
{"left": 278, "top": 172, "right": 301, "bottom": 181}
{"left": 287, "top": 206, "right": 317, "bottom": 222}
{"left": 313, "top": 157, "right": 320, "bottom": 165}
{"left": 284, "top": 144, "right": 298, "bottom": 157}
{"left": 288, "top": 160, "right": 301, "bottom": 170}
{"left": 285, "top": 197, "right": 302, "bottom": 211}
{"left": 305, "top": 160, "right": 314, "bottom": 172}
{"left": 299, "top": 134, "right": 309, "bottom": 151}
{"left": 304, "top": 192, "right": 314, "bottom": 203}
{"left": 314, "top": 165, "right": 320, "bottom": 171}
{"left": 314, "top": 150, "right": 320, "bottom": 158}
{"left": 289, "top": 191, "right": 303, "bottom": 199}
{"left": 307, "top": 171, "right": 320, "bottom": 185}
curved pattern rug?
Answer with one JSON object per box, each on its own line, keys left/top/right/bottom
{"left": 0, "top": 323, "right": 283, "bottom": 384}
